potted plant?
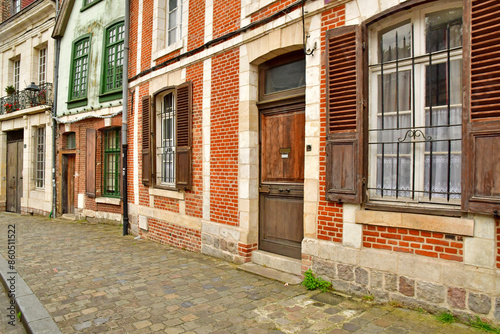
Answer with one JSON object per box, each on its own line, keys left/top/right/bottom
{"left": 5, "top": 85, "right": 15, "bottom": 95}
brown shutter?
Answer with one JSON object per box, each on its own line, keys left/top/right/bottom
{"left": 325, "top": 25, "right": 365, "bottom": 204}
{"left": 463, "top": 0, "right": 500, "bottom": 215}
{"left": 175, "top": 81, "right": 192, "bottom": 190}
{"left": 142, "top": 95, "right": 152, "bottom": 186}
{"left": 86, "top": 128, "right": 96, "bottom": 198}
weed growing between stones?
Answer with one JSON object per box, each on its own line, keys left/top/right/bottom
{"left": 436, "top": 311, "right": 456, "bottom": 324}
{"left": 302, "top": 269, "right": 332, "bottom": 292}
{"left": 362, "top": 295, "right": 374, "bottom": 301}
{"left": 468, "top": 316, "right": 500, "bottom": 333}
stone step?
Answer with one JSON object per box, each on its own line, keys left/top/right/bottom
{"left": 238, "top": 263, "right": 302, "bottom": 285}
{"left": 251, "top": 250, "right": 302, "bottom": 276}
{"left": 60, "top": 213, "right": 77, "bottom": 221}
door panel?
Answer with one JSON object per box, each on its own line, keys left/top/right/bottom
{"left": 259, "top": 106, "right": 305, "bottom": 259}
{"left": 62, "top": 155, "right": 75, "bottom": 214}
{"left": 6, "top": 142, "right": 18, "bottom": 213}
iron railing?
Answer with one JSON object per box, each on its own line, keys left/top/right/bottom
{"left": 0, "top": 83, "right": 53, "bottom": 115}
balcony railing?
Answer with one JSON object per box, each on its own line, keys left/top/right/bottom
{"left": 1, "top": 83, "right": 53, "bottom": 115}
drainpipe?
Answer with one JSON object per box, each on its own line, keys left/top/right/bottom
{"left": 52, "top": 0, "right": 61, "bottom": 218}
{"left": 121, "top": 0, "right": 130, "bottom": 235}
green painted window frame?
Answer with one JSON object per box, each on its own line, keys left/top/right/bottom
{"left": 68, "top": 35, "right": 91, "bottom": 108}
{"left": 81, "top": 0, "right": 103, "bottom": 12}
{"left": 103, "top": 128, "right": 121, "bottom": 198}
{"left": 100, "top": 21, "right": 124, "bottom": 102}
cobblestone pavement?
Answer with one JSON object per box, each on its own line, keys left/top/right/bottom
{"left": 0, "top": 213, "right": 486, "bottom": 333}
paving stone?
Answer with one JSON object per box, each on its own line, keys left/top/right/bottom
{"left": 343, "top": 322, "right": 361, "bottom": 332}
{"left": 0, "top": 214, "right": 491, "bottom": 334}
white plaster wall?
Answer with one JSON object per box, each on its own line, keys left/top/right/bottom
{"left": 56, "top": 0, "right": 125, "bottom": 116}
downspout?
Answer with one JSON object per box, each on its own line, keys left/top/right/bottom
{"left": 121, "top": 0, "right": 130, "bottom": 235}
{"left": 52, "top": 0, "right": 61, "bottom": 218}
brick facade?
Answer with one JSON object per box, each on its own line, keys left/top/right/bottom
{"left": 250, "top": 0, "right": 295, "bottom": 22}
{"left": 187, "top": 0, "right": 205, "bottom": 51}
{"left": 213, "top": 0, "right": 240, "bottom": 39}
{"left": 363, "top": 226, "right": 464, "bottom": 262}
{"left": 141, "top": 218, "right": 201, "bottom": 252}
{"left": 57, "top": 116, "right": 123, "bottom": 219}
{"left": 317, "top": 5, "right": 346, "bottom": 243}
{"left": 210, "top": 49, "right": 239, "bottom": 226}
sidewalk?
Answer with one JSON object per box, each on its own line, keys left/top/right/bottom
{"left": 0, "top": 213, "right": 485, "bottom": 333}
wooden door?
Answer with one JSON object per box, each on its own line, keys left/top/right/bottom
{"left": 6, "top": 131, "right": 23, "bottom": 213}
{"left": 259, "top": 105, "right": 305, "bottom": 259}
{"left": 62, "top": 154, "right": 75, "bottom": 214}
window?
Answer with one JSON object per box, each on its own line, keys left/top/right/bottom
{"left": 35, "top": 127, "right": 45, "bottom": 188}
{"left": 102, "top": 22, "right": 124, "bottom": 96}
{"left": 167, "top": 0, "right": 182, "bottom": 46}
{"left": 12, "top": 0, "right": 20, "bottom": 14}
{"left": 38, "top": 48, "right": 46, "bottom": 85}
{"left": 81, "top": 0, "right": 103, "bottom": 10}
{"left": 103, "top": 129, "right": 120, "bottom": 197}
{"left": 367, "top": 6, "right": 463, "bottom": 207}
{"left": 13, "top": 59, "right": 20, "bottom": 92}
{"left": 142, "top": 82, "right": 192, "bottom": 190}
{"left": 66, "top": 132, "right": 76, "bottom": 149}
{"left": 69, "top": 37, "right": 90, "bottom": 102}
{"left": 156, "top": 92, "right": 176, "bottom": 186}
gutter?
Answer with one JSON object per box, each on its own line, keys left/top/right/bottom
{"left": 121, "top": 0, "right": 130, "bottom": 235}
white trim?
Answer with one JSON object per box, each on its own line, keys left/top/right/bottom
{"left": 95, "top": 197, "right": 121, "bottom": 205}
{"left": 204, "top": 0, "right": 213, "bottom": 43}
{"left": 202, "top": 58, "right": 211, "bottom": 220}
{"left": 149, "top": 187, "right": 185, "bottom": 200}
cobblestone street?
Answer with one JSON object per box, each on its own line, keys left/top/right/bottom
{"left": 0, "top": 213, "right": 486, "bottom": 333}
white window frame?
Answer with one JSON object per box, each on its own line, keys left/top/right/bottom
{"left": 12, "top": 0, "right": 20, "bottom": 14}
{"left": 367, "top": 2, "right": 463, "bottom": 208}
{"left": 13, "top": 58, "right": 20, "bottom": 91}
{"left": 35, "top": 127, "right": 45, "bottom": 189}
{"left": 39, "top": 48, "right": 46, "bottom": 85}
{"left": 155, "top": 90, "right": 176, "bottom": 187}
{"left": 152, "top": 0, "right": 187, "bottom": 61}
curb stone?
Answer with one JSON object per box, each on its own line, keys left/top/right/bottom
{"left": 0, "top": 255, "right": 61, "bottom": 334}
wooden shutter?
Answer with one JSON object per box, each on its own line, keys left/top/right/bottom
{"left": 175, "top": 81, "right": 192, "bottom": 190}
{"left": 142, "top": 95, "right": 152, "bottom": 186}
{"left": 463, "top": 0, "right": 500, "bottom": 215}
{"left": 86, "top": 128, "right": 96, "bottom": 198}
{"left": 325, "top": 25, "right": 364, "bottom": 204}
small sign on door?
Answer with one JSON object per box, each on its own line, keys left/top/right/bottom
{"left": 279, "top": 147, "right": 291, "bottom": 159}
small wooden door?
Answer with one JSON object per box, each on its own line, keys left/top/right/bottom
{"left": 6, "top": 131, "right": 23, "bottom": 213}
{"left": 259, "top": 103, "right": 305, "bottom": 259}
{"left": 62, "top": 154, "right": 75, "bottom": 214}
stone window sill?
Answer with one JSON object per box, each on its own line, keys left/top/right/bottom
{"left": 153, "top": 39, "right": 184, "bottom": 63}
{"left": 149, "top": 187, "right": 184, "bottom": 200}
{"left": 355, "top": 209, "right": 474, "bottom": 236}
{"left": 95, "top": 197, "right": 121, "bottom": 206}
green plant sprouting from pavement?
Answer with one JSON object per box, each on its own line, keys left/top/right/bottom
{"left": 436, "top": 311, "right": 455, "bottom": 324}
{"left": 469, "top": 316, "right": 500, "bottom": 333}
{"left": 302, "top": 269, "right": 332, "bottom": 292}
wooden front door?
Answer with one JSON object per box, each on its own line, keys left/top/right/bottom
{"left": 259, "top": 102, "right": 305, "bottom": 259}
{"left": 62, "top": 154, "right": 75, "bottom": 214}
{"left": 6, "top": 130, "right": 23, "bottom": 213}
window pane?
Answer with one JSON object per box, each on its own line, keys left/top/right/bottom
{"left": 157, "top": 93, "right": 176, "bottom": 185}
{"left": 265, "top": 59, "right": 305, "bottom": 94}
{"left": 379, "top": 21, "right": 412, "bottom": 62}
{"left": 426, "top": 8, "right": 463, "bottom": 53}
{"left": 378, "top": 70, "right": 411, "bottom": 115}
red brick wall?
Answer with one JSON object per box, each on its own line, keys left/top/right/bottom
{"left": 153, "top": 196, "right": 179, "bottom": 212}
{"left": 317, "top": 5, "right": 346, "bottom": 243}
{"left": 363, "top": 225, "right": 464, "bottom": 262}
{"left": 238, "top": 242, "right": 258, "bottom": 262}
{"left": 20, "top": 0, "right": 36, "bottom": 10}
{"left": 185, "top": 63, "right": 204, "bottom": 218}
{"left": 128, "top": 0, "right": 139, "bottom": 77}
{"left": 141, "top": 0, "right": 153, "bottom": 72}
{"left": 187, "top": 0, "right": 205, "bottom": 51}
{"left": 141, "top": 218, "right": 201, "bottom": 252}
{"left": 210, "top": 49, "right": 239, "bottom": 226}
{"left": 250, "top": 0, "right": 295, "bottom": 22}
{"left": 213, "top": 0, "right": 240, "bottom": 39}
{"left": 155, "top": 50, "right": 181, "bottom": 65}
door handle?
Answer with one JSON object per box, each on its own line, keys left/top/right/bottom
{"left": 278, "top": 188, "right": 291, "bottom": 193}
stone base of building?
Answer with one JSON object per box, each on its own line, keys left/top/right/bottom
{"left": 77, "top": 209, "right": 122, "bottom": 224}
{"left": 21, "top": 207, "right": 51, "bottom": 217}
{"left": 302, "top": 238, "right": 500, "bottom": 324}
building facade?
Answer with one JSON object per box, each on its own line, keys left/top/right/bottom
{"left": 127, "top": 0, "right": 500, "bottom": 322}
{"left": 52, "top": 0, "right": 124, "bottom": 222}
{"left": 0, "top": 0, "right": 56, "bottom": 216}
